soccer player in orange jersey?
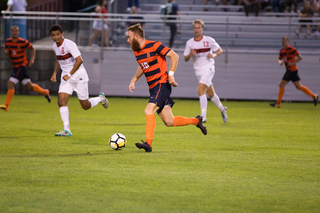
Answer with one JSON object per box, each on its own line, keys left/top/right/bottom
{"left": 1, "top": 26, "right": 51, "bottom": 111}
{"left": 270, "top": 36, "right": 318, "bottom": 108}
{"left": 127, "top": 24, "right": 207, "bottom": 153}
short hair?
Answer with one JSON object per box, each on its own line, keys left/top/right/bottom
{"left": 193, "top": 19, "right": 205, "bottom": 28}
{"left": 11, "top": 26, "right": 19, "bottom": 30}
{"left": 128, "top": 23, "right": 145, "bottom": 39}
{"left": 50, "top": 24, "right": 63, "bottom": 33}
{"left": 282, "top": 36, "right": 289, "bottom": 41}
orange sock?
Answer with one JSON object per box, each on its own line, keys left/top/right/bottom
{"left": 277, "top": 87, "right": 285, "bottom": 105}
{"left": 5, "top": 89, "right": 15, "bottom": 107}
{"left": 32, "top": 84, "right": 47, "bottom": 96}
{"left": 145, "top": 114, "right": 156, "bottom": 146}
{"left": 300, "top": 85, "right": 315, "bottom": 98}
{"left": 172, "top": 116, "right": 198, "bottom": 127}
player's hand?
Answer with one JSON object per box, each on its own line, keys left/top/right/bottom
{"left": 207, "top": 53, "right": 215, "bottom": 59}
{"left": 4, "top": 49, "right": 10, "bottom": 55}
{"left": 50, "top": 74, "right": 57, "bottom": 82}
{"left": 278, "top": 59, "right": 283, "bottom": 66}
{"left": 129, "top": 82, "right": 135, "bottom": 93}
{"left": 62, "top": 75, "right": 70, "bottom": 81}
{"left": 287, "top": 62, "right": 294, "bottom": 67}
{"left": 168, "top": 76, "right": 178, "bottom": 87}
{"left": 29, "top": 57, "right": 35, "bottom": 67}
{"left": 189, "top": 49, "right": 196, "bottom": 57}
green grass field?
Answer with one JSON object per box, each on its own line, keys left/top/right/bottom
{"left": 1, "top": 94, "right": 319, "bottom": 213}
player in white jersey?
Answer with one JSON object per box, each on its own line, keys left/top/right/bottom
{"left": 49, "top": 24, "right": 109, "bottom": 137}
{"left": 184, "top": 19, "right": 227, "bottom": 123}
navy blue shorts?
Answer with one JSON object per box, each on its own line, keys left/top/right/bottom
{"left": 282, "top": 70, "right": 301, "bottom": 82}
{"left": 11, "top": 66, "right": 30, "bottom": 82}
{"left": 149, "top": 82, "right": 175, "bottom": 114}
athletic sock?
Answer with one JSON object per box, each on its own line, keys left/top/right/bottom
{"left": 199, "top": 94, "right": 207, "bottom": 119}
{"left": 300, "top": 85, "right": 315, "bottom": 98}
{"left": 5, "top": 89, "right": 15, "bottom": 107}
{"left": 89, "top": 97, "right": 101, "bottom": 108}
{"left": 172, "top": 116, "right": 198, "bottom": 126}
{"left": 32, "top": 84, "right": 47, "bottom": 96}
{"left": 145, "top": 114, "right": 156, "bottom": 146}
{"left": 59, "top": 106, "right": 70, "bottom": 132}
{"left": 277, "top": 87, "right": 285, "bottom": 105}
{"left": 211, "top": 93, "right": 224, "bottom": 112}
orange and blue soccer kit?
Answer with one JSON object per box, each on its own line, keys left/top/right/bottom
{"left": 3, "top": 37, "right": 49, "bottom": 110}
{"left": 134, "top": 40, "right": 199, "bottom": 146}
{"left": 276, "top": 45, "right": 315, "bottom": 105}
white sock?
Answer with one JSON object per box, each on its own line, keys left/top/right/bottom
{"left": 59, "top": 106, "right": 70, "bottom": 131}
{"left": 89, "top": 97, "right": 101, "bottom": 108}
{"left": 199, "top": 94, "right": 207, "bottom": 119}
{"left": 211, "top": 93, "right": 224, "bottom": 112}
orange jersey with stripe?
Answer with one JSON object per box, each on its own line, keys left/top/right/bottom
{"left": 279, "top": 45, "right": 299, "bottom": 72}
{"left": 5, "top": 37, "right": 32, "bottom": 68}
{"left": 134, "top": 40, "right": 171, "bottom": 89}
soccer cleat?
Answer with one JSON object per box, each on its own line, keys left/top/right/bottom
{"left": 55, "top": 130, "right": 72, "bottom": 137}
{"left": 221, "top": 107, "right": 228, "bottom": 123}
{"left": 314, "top": 94, "right": 318, "bottom": 106}
{"left": 269, "top": 103, "right": 281, "bottom": 108}
{"left": 196, "top": 115, "right": 207, "bottom": 135}
{"left": 99, "top": 92, "right": 109, "bottom": 109}
{"left": 135, "top": 140, "right": 152, "bottom": 152}
{"left": 0, "top": 104, "right": 8, "bottom": 111}
{"left": 202, "top": 118, "right": 207, "bottom": 123}
{"left": 45, "top": 89, "right": 51, "bottom": 103}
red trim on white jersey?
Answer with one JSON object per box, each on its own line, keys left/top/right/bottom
{"left": 184, "top": 35, "right": 221, "bottom": 70}
{"left": 56, "top": 53, "right": 72, "bottom": 60}
{"left": 194, "top": 36, "right": 203, "bottom": 42}
{"left": 57, "top": 38, "right": 64, "bottom": 47}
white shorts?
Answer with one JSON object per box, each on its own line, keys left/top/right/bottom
{"left": 59, "top": 80, "right": 89, "bottom": 100}
{"left": 9, "top": 77, "right": 30, "bottom": 85}
{"left": 195, "top": 66, "right": 215, "bottom": 87}
{"left": 92, "top": 20, "right": 108, "bottom": 30}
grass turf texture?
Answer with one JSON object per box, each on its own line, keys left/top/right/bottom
{"left": 0, "top": 94, "right": 319, "bottom": 213}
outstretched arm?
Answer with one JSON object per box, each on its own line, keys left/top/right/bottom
{"left": 129, "top": 66, "right": 144, "bottom": 93}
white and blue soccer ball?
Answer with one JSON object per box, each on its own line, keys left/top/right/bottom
{"left": 109, "top": 133, "right": 127, "bottom": 150}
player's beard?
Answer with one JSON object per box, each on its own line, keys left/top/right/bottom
{"left": 131, "top": 38, "right": 141, "bottom": 51}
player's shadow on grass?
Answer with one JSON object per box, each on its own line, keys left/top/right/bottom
{"left": 97, "top": 123, "right": 145, "bottom": 126}
{"left": 17, "top": 111, "right": 39, "bottom": 114}
{"left": 1, "top": 151, "right": 136, "bottom": 159}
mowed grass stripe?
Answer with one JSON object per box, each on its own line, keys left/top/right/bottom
{"left": 0, "top": 95, "right": 319, "bottom": 213}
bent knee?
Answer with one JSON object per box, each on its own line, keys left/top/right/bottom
{"left": 164, "top": 120, "right": 174, "bottom": 127}
{"left": 81, "top": 105, "right": 90, "bottom": 110}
